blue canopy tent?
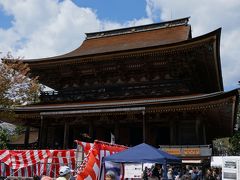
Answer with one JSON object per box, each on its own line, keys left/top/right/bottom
{"left": 103, "top": 143, "right": 181, "bottom": 179}
{"left": 104, "top": 143, "right": 181, "bottom": 164}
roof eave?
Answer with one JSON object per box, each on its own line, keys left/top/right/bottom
{"left": 13, "top": 89, "right": 238, "bottom": 112}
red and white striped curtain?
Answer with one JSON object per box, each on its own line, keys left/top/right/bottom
{"left": 0, "top": 140, "right": 127, "bottom": 179}
{"left": 0, "top": 149, "right": 76, "bottom": 178}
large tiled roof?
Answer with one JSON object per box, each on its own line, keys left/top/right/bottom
{"left": 23, "top": 17, "right": 191, "bottom": 62}
{"left": 63, "top": 23, "right": 190, "bottom": 57}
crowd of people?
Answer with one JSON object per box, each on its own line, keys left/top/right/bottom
{"left": 142, "top": 163, "right": 222, "bottom": 180}
{"left": 3, "top": 164, "right": 222, "bottom": 180}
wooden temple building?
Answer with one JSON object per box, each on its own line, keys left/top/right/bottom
{"left": 3, "top": 17, "right": 239, "bottom": 150}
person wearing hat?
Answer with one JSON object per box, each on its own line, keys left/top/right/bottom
{"left": 56, "top": 166, "right": 74, "bottom": 180}
{"left": 105, "top": 170, "right": 116, "bottom": 180}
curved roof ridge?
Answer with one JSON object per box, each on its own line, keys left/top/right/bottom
{"left": 86, "top": 17, "right": 190, "bottom": 39}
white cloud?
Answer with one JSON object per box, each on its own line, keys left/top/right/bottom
{"left": 0, "top": 0, "right": 152, "bottom": 59}
{"left": 126, "top": 18, "right": 153, "bottom": 27}
{"left": 14, "top": 1, "right": 102, "bottom": 58}
{"left": 0, "top": 0, "right": 101, "bottom": 58}
{"left": 100, "top": 18, "right": 153, "bottom": 32}
{"left": 0, "top": 28, "right": 19, "bottom": 53}
{"left": 146, "top": 0, "right": 240, "bottom": 90}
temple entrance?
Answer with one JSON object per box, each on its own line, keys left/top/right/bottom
{"left": 94, "top": 127, "right": 112, "bottom": 143}
{"left": 53, "top": 126, "right": 64, "bottom": 149}
{"left": 130, "top": 127, "right": 143, "bottom": 146}
{"left": 155, "top": 127, "right": 170, "bottom": 145}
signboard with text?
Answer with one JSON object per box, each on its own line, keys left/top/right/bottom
{"left": 161, "top": 147, "right": 200, "bottom": 156}
{"left": 161, "top": 148, "right": 181, "bottom": 156}
{"left": 222, "top": 157, "right": 240, "bottom": 180}
{"left": 124, "top": 163, "right": 142, "bottom": 179}
{"left": 159, "top": 145, "right": 211, "bottom": 158}
{"left": 183, "top": 148, "right": 200, "bottom": 156}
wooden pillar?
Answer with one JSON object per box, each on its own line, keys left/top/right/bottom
{"left": 203, "top": 122, "right": 207, "bottom": 144}
{"left": 114, "top": 121, "right": 120, "bottom": 144}
{"left": 178, "top": 112, "right": 184, "bottom": 145}
{"left": 170, "top": 120, "right": 176, "bottom": 145}
{"left": 89, "top": 120, "right": 94, "bottom": 140}
{"left": 63, "top": 121, "right": 70, "bottom": 149}
{"left": 24, "top": 125, "right": 30, "bottom": 148}
{"left": 145, "top": 113, "right": 151, "bottom": 144}
{"left": 195, "top": 118, "right": 200, "bottom": 144}
{"left": 142, "top": 111, "right": 146, "bottom": 143}
{"left": 38, "top": 116, "right": 44, "bottom": 148}
{"left": 37, "top": 127, "right": 41, "bottom": 147}
{"left": 175, "top": 115, "right": 179, "bottom": 145}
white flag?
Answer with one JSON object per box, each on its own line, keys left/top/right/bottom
{"left": 111, "top": 132, "right": 115, "bottom": 144}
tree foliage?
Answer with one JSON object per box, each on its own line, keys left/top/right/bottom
{"left": 229, "top": 132, "right": 240, "bottom": 155}
{"left": 0, "top": 53, "right": 40, "bottom": 149}
{"left": 229, "top": 97, "right": 240, "bottom": 155}
{"left": 213, "top": 92, "right": 240, "bottom": 155}
{"left": 0, "top": 127, "right": 8, "bottom": 149}
{"left": 213, "top": 138, "right": 230, "bottom": 155}
{"left": 0, "top": 53, "right": 40, "bottom": 108}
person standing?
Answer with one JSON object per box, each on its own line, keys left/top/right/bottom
{"left": 205, "top": 169, "right": 215, "bottom": 180}
{"left": 142, "top": 167, "right": 149, "bottom": 180}
{"left": 151, "top": 163, "right": 162, "bottom": 179}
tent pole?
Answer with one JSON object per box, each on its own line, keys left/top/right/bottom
{"left": 99, "top": 162, "right": 104, "bottom": 180}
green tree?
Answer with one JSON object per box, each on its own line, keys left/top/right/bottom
{"left": 213, "top": 138, "right": 231, "bottom": 155}
{"left": 0, "top": 127, "right": 8, "bottom": 149}
{"left": 229, "top": 89, "right": 240, "bottom": 155}
{"left": 229, "top": 132, "right": 240, "bottom": 155}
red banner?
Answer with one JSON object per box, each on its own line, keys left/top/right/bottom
{"left": 77, "top": 140, "right": 127, "bottom": 180}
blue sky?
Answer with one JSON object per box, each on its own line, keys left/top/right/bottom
{"left": 73, "top": 0, "right": 147, "bottom": 23}
{"left": 0, "top": 8, "right": 12, "bottom": 29}
{"left": 0, "top": 0, "right": 239, "bottom": 90}
{"left": 0, "top": 0, "right": 148, "bottom": 29}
